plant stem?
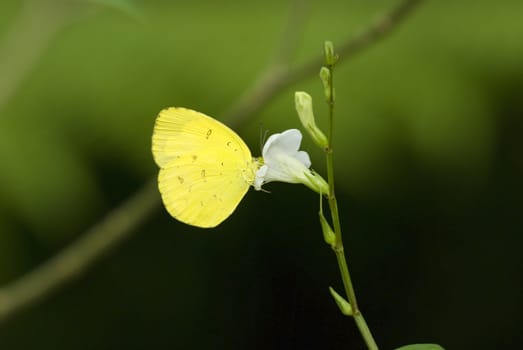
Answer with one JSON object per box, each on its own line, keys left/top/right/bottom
{"left": 324, "top": 62, "right": 379, "bottom": 350}
{"left": 335, "top": 247, "right": 378, "bottom": 350}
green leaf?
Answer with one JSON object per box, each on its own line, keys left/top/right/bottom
{"left": 394, "top": 344, "right": 445, "bottom": 350}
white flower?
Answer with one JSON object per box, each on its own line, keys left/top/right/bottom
{"left": 254, "top": 129, "right": 329, "bottom": 194}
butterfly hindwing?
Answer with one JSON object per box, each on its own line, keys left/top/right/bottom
{"left": 152, "top": 107, "right": 255, "bottom": 228}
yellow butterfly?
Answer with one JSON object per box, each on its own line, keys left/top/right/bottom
{"left": 151, "top": 107, "right": 261, "bottom": 228}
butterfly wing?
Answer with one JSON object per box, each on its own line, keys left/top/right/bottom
{"left": 152, "top": 107, "right": 254, "bottom": 228}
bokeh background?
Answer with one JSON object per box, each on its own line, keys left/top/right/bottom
{"left": 0, "top": 0, "right": 522, "bottom": 349}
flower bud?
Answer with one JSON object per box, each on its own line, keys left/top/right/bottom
{"left": 329, "top": 286, "right": 353, "bottom": 316}
{"left": 295, "top": 91, "right": 328, "bottom": 149}
{"left": 319, "top": 67, "right": 333, "bottom": 102}
{"left": 324, "top": 41, "right": 338, "bottom": 65}
{"left": 319, "top": 209, "right": 336, "bottom": 248}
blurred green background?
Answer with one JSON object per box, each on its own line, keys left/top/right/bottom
{"left": 0, "top": 0, "right": 522, "bottom": 349}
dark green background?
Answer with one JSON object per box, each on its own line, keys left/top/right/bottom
{"left": 0, "top": 0, "right": 521, "bottom": 349}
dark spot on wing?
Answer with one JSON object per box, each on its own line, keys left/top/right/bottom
{"left": 177, "top": 176, "right": 184, "bottom": 184}
{"left": 206, "top": 129, "right": 212, "bottom": 139}
{"left": 192, "top": 155, "right": 198, "bottom": 162}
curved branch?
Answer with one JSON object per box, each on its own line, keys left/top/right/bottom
{"left": 0, "top": 0, "right": 423, "bottom": 324}
{"left": 226, "top": 0, "right": 422, "bottom": 126}
{"left": 0, "top": 179, "right": 160, "bottom": 323}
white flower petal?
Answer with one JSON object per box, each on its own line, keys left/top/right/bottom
{"left": 295, "top": 150, "right": 311, "bottom": 168}
{"left": 254, "top": 165, "right": 268, "bottom": 190}
{"left": 262, "top": 129, "right": 302, "bottom": 158}
{"left": 265, "top": 154, "right": 306, "bottom": 184}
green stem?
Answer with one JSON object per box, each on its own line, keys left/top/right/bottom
{"left": 324, "top": 63, "right": 379, "bottom": 350}
{"left": 335, "top": 247, "right": 378, "bottom": 350}
{"left": 354, "top": 312, "right": 379, "bottom": 350}
{"left": 334, "top": 244, "right": 358, "bottom": 312}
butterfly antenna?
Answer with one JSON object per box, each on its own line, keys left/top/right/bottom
{"left": 259, "top": 123, "right": 270, "bottom": 153}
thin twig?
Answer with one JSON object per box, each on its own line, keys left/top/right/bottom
{"left": 227, "top": 0, "right": 423, "bottom": 126}
{"left": 288, "top": 0, "right": 423, "bottom": 86}
{"left": 271, "top": 0, "right": 311, "bottom": 66}
{"left": 224, "top": 0, "right": 311, "bottom": 125}
{"left": 0, "top": 0, "right": 423, "bottom": 324}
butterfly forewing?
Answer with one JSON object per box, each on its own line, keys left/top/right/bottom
{"left": 152, "top": 107, "right": 255, "bottom": 227}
